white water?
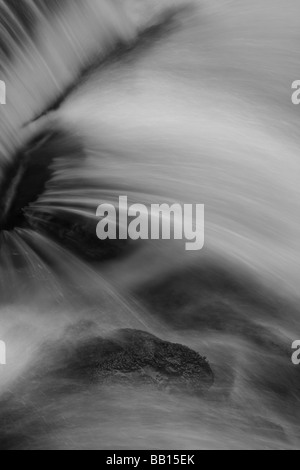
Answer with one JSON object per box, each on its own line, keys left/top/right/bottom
{"left": 0, "top": 0, "right": 300, "bottom": 450}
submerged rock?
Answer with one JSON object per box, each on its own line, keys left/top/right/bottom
{"left": 62, "top": 328, "right": 214, "bottom": 395}
{"left": 0, "top": 328, "right": 213, "bottom": 450}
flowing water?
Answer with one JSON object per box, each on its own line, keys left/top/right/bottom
{"left": 0, "top": 0, "right": 300, "bottom": 450}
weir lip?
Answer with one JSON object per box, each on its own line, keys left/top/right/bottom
{"left": 0, "top": 130, "right": 57, "bottom": 231}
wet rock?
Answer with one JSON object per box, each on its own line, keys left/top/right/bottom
{"left": 61, "top": 328, "right": 214, "bottom": 395}
{"left": 0, "top": 328, "right": 213, "bottom": 450}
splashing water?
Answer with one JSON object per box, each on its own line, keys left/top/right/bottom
{"left": 0, "top": 0, "right": 300, "bottom": 450}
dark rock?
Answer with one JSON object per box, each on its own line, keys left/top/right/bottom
{"left": 60, "top": 328, "right": 214, "bottom": 395}
{"left": 0, "top": 328, "right": 213, "bottom": 450}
